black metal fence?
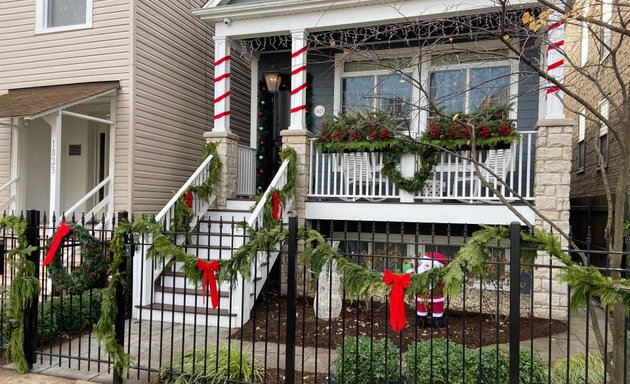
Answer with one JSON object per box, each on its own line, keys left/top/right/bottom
{"left": 0, "top": 210, "right": 629, "bottom": 383}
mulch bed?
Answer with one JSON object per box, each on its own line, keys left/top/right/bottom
{"left": 232, "top": 292, "right": 567, "bottom": 351}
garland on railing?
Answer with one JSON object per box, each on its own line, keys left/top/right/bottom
{"left": 381, "top": 145, "right": 438, "bottom": 193}
{"left": 172, "top": 141, "right": 222, "bottom": 233}
{"left": 97, "top": 147, "right": 299, "bottom": 373}
{"left": 0, "top": 215, "right": 39, "bottom": 374}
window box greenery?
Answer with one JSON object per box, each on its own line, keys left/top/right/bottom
{"left": 421, "top": 104, "right": 520, "bottom": 151}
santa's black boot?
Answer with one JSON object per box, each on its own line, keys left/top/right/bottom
{"left": 432, "top": 317, "right": 445, "bottom": 329}
{"left": 416, "top": 315, "right": 427, "bottom": 328}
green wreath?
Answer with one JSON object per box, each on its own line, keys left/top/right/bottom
{"left": 382, "top": 145, "right": 438, "bottom": 193}
{"left": 46, "top": 224, "right": 108, "bottom": 294}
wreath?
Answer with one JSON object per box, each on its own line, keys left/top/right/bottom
{"left": 382, "top": 145, "right": 438, "bottom": 193}
{"left": 45, "top": 223, "right": 108, "bottom": 294}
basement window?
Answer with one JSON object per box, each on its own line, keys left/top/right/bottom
{"left": 36, "top": 0, "right": 93, "bottom": 33}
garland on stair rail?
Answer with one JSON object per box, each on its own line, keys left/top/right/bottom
{"left": 0, "top": 215, "right": 39, "bottom": 374}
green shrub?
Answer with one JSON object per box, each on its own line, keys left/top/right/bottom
{"left": 405, "top": 339, "right": 477, "bottom": 384}
{"left": 159, "top": 344, "right": 264, "bottom": 384}
{"left": 550, "top": 352, "right": 605, "bottom": 384}
{"left": 1, "top": 290, "right": 103, "bottom": 348}
{"left": 405, "top": 339, "right": 548, "bottom": 384}
{"left": 36, "top": 290, "right": 104, "bottom": 346}
{"left": 335, "top": 336, "right": 401, "bottom": 384}
{"left": 479, "top": 346, "right": 547, "bottom": 384}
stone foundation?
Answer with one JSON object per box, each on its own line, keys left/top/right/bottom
{"left": 532, "top": 119, "right": 574, "bottom": 321}
{"left": 203, "top": 131, "right": 239, "bottom": 209}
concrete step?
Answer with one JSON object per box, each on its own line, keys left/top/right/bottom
{"left": 198, "top": 220, "right": 248, "bottom": 235}
{"left": 137, "top": 304, "right": 238, "bottom": 328}
{"left": 226, "top": 199, "right": 256, "bottom": 211}
{"left": 160, "top": 270, "right": 235, "bottom": 292}
{"left": 154, "top": 289, "right": 238, "bottom": 309}
{"left": 187, "top": 232, "right": 246, "bottom": 247}
{"left": 205, "top": 210, "right": 250, "bottom": 223}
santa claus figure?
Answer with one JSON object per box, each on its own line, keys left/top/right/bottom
{"left": 416, "top": 252, "right": 448, "bottom": 328}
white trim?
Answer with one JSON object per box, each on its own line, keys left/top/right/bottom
{"left": 61, "top": 110, "right": 114, "bottom": 125}
{"left": 202, "top": 0, "right": 538, "bottom": 39}
{"left": 107, "top": 95, "right": 116, "bottom": 220}
{"left": 44, "top": 111, "right": 62, "bottom": 218}
{"left": 35, "top": 0, "right": 93, "bottom": 34}
{"left": 599, "top": 99, "right": 609, "bottom": 136}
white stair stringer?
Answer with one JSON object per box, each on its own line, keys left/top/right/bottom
{"left": 134, "top": 199, "right": 283, "bottom": 329}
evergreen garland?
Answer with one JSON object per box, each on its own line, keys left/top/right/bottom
{"left": 45, "top": 223, "right": 108, "bottom": 294}
{"left": 381, "top": 145, "right": 438, "bottom": 193}
{"left": 0, "top": 215, "right": 39, "bottom": 374}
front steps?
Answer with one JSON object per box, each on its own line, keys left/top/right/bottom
{"left": 136, "top": 199, "right": 279, "bottom": 328}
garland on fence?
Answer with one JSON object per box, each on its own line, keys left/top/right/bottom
{"left": 0, "top": 216, "right": 39, "bottom": 374}
{"left": 172, "top": 141, "right": 222, "bottom": 233}
{"left": 44, "top": 222, "right": 108, "bottom": 294}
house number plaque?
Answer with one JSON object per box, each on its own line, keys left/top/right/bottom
{"left": 50, "top": 140, "right": 56, "bottom": 175}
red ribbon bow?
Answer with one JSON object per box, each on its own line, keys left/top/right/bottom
{"left": 272, "top": 192, "right": 283, "bottom": 221}
{"left": 197, "top": 259, "right": 220, "bottom": 309}
{"left": 185, "top": 191, "right": 193, "bottom": 209}
{"left": 43, "top": 221, "right": 72, "bottom": 267}
{"left": 384, "top": 269, "right": 411, "bottom": 333}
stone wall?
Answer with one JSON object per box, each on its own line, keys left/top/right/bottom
{"left": 532, "top": 119, "right": 574, "bottom": 320}
{"left": 204, "top": 131, "right": 239, "bottom": 209}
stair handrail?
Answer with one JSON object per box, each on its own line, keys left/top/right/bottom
{"left": 0, "top": 177, "right": 18, "bottom": 211}
{"left": 64, "top": 176, "right": 111, "bottom": 219}
{"left": 247, "top": 158, "right": 290, "bottom": 229}
{"left": 135, "top": 153, "right": 217, "bottom": 309}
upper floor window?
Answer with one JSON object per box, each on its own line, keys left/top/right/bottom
{"left": 597, "top": 99, "right": 609, "bottom": 169}
{"left": 600, "top": 0, "right": 612, "bottom": 61}
{"left": 36, "top": 0, "right": 93, "bottom": 33}
{"left": 580, "top": 4, "right": 590, "bottom": 67}
{"left": 577, "top": 107, "right": 586, "bottom": 172}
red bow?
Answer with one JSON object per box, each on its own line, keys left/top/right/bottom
{"left": 384, "top": 269, "right": 410, "bottom": 333}
{"left": 197, "top": 259, "right": 220, "bottom": 309}
{"left": 185, "top": 191, "right": 193, "bottom": 209}
{"left": 43, "top": 221, "right": 72, "bottom": 267}
{"left": 272, "top": 192, "right": 283, "bottom": 221}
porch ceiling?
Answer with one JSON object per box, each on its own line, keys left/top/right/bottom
{"left": 0, "top": 81, "right": 119, "bottom": 119}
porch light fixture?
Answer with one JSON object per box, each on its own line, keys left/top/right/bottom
{"left": 264, "top": 72, "right": 282, "bottom": 93}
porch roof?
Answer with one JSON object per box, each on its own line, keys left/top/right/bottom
{"left": 0, "top": 81, "right": 119, "bottom": 119}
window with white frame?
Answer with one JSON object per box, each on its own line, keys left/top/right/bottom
{"left": 577, "top": 107, "right": 586, "bottom": 172}
{"left": 429, "top": 55, "right": 513, "bottom": 115}
{"left": 36, "top": 0, "right": 92, "bottom": 32}
{"left": 597, "top": 100, "right": 609, "bottom": 169}
{"left": 600, "top": 0, "right": 612, "bottom": 61}
{"left": 336, "top": 56, "right": 417, "bottom": 130}
{"left": 581, "top": 4, "right": 590, "bottom": 67}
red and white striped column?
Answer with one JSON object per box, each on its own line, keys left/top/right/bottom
{"left": 213, "top": 36, "right": 231, "bottom": 132}
{"left": 289, "top": 30, "right": 308, "bottom": 130}
{"left": 544, "top": 13, "right": 565, "bottom": 120}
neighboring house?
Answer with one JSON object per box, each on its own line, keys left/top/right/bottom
{"left": 0, "top": 0, "right": 252, "bottom": 218}
{"left": 565, "top": 0, "right": 628, "bottom": 255}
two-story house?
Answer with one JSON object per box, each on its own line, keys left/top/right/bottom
{"left": 0, "top": 0, "right": 253, "bottom": 218}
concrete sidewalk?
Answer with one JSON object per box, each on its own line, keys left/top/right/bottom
{"left": 0, "top": 367, "right": 98, "bottom": 384}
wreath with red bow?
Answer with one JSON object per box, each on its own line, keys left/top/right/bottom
{"left": 44, "top": 222, "right": 108, "bottom": 294}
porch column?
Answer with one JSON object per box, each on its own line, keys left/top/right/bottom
{"left": 289, "top": 30, "right": 308, "bottom": 131}
{"left": 43, "top": 111, "right": 62, "bottom": 218}
{"left": 213, "top": 36, "right": 232, "bottom": 133}
{"left": 541, "top": 12, "right": 566, "bottom": 120}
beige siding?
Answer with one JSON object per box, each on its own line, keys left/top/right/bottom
{"left": 0, "top": 0, "right": 132, "bottom": 212}
{"left": 133, "top": 0, "right": 251, "bottom": 213}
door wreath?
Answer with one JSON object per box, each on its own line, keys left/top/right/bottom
{"left": 44, "top": 221, "right": 108, "bottom": 294}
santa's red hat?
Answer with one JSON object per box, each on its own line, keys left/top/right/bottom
{"left": 424, "top": 252, "right": 448, "bottom": 267}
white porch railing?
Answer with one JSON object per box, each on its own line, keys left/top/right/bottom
{"left": 134, "top": 154, "right": 218, "bottom": 310}
{"left": 237, "top": 145, "right": 256, "bottom": 196}
{"left": 309, "top": 131, "right": 536, "bottom": 202}
{"left": 0, "top": 177, "right": 18, "bottom": 212}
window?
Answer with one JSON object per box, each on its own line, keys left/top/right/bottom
{"left": 600, "top": 0, "right": 612, "bottom": 61}
{"left": 597, "top": 100, "right": 609, "bottom": 168}
{"left": 36, "top": 0, "right": 92, "bottom": 33}
{"left": 580, "top": 4, "right": 590, "bottom": 66}
{"left": 340, "top": 60, "right": 414, "bottom": 122}
{"left": 577, "top": 108, "right": 586, "bottom": 172}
